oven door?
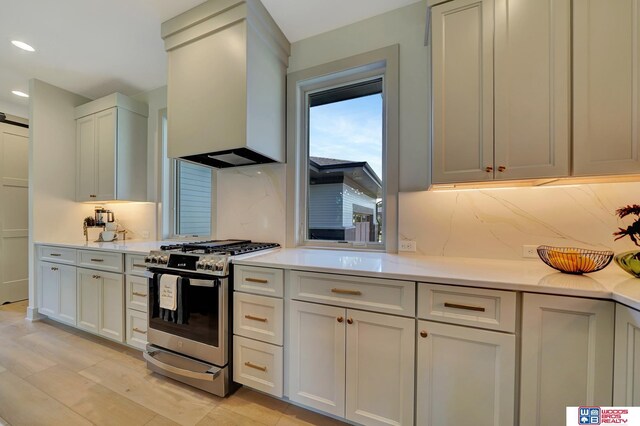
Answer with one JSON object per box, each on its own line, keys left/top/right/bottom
{"left": 147, "top": 271, "right": 228, "bottom": 367}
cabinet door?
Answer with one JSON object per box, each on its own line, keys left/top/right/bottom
{"left": 416, "top": 320, "right": 515, "bottom": 426}
{"left": 76, "top": 114, "right": 96, "bottom": 201}
{"left": 77, "top": 268, "right": 100, "bottom": 333}
{"left": 288, "top": 301, "right": 346, "bottom": 417}
{"left": 99, "top": 270, "right": 124, "bottom": 342}
{"left": 573, "top": 0, "right": 640, "bottom": 176}
{"left": 57, "top": 264, "right": 77, "bottom": 326}
{"left": 38, "top": 262, "right": 60, "bottom": 317}
{"left": 520, "top": 293, "right": 614, "bottom": 426}
{"left": 345, "top": 310, "right": 415, "bottom": 426}
{"left": 614, "top": 304, "right": 640, "bottom": 406}
{"left": 431, "top": 0, "right": 494, "bottom": 184}
{"left": 94, "top": 108, "right": 117, "bottom": 201}
{"left": 493, "top": 0, "right": 570, "bottom": 180}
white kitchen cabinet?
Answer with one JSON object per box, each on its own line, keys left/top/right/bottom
{"left": 288, "top": 300, "right": 414, "bottom": 426}
{"left": 432, "top": 0, "right": 570, "bottom": 184}
{"left": 75, "top": 93, "right": 147, "bottom": 202}
{"left": 37, "top": 261, "right": 76, "bottom": 326}
{"left": 614, "top": 304, "right": 640, "bottom": 406}
{"left": 416, "top": 320, "right": 515, "bottom": 426}
{"left": 77, "top": 267, "right": 124, "bottom": 342}
{"left": 520, "top": 293, "right": 614, "bottom": 426}
{"left": 125, "top": 254, "right": 148, "bottom": 350}
{"left": 573, "top": 0, "right": 640, "bottom": 176}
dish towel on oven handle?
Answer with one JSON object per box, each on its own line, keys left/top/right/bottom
{"left": 159, "top": 274, "right": 179, "bottom": 310}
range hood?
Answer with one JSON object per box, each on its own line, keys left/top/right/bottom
{"left": 161, "top": 0, "right": 290, "bottom": 168}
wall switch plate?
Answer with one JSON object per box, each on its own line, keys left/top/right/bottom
{"left": 522, "top": 245, "right": 539, "bottom": 258}
{"left": 141, "top": 230, "right": 150, "bottom": 238}
{"left": 399, "top": 240, "right": 417, "bottom": 252}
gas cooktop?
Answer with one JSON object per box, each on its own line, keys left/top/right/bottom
{"left": 159, "top": 239, "right": 280, "bottom": 255}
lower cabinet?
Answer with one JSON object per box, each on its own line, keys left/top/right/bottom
{"left": 614, "top": 304, "right": 640, "bottom": 406}
{"left": 38, "top": 261, "right": 77, "bottom": 326}
{"left": 416, "top": 320, "right": 516, "bottom": 426}
{"left": 288, "top": 300, "right": 415, "bottom": 426}
{"left": 520, "top": 293, "right": 614, "bottom": 426}
{"left": 77, "top": 267, "right": 124, "bottom": 342}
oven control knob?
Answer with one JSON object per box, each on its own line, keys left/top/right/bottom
{"left": 149, "top": 256, "right": 159, "bottom": 264}
{"left": 159, "top": 256, "right": 168, "bottom": 265}
{"left": 204, "top": 261, "right": 213, "bottom": 271}
{"left": 196, "top": 260, "right": 205, "bottom": 270}
{"left": 144, "top": 256, "right": 152, "bottom": 263}
{"left": 214, "top": 260, "right": 225, "bottom": 271}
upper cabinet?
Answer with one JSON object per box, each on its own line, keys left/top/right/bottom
{"left": 432, "top": 0, "right": 640, "bottom": 185}
{"left": 432, "top": 0, "right": 570, "bottom": 184}
{"left": 161, "top": 0, "right": 290, "bottom": 168}
{"left": 75, "top": 93, "right": 148, "bottom": 202}
{"left": 573, "top": 0, "right": 640, "bottom": 176}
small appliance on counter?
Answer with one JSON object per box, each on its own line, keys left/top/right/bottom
{"left": 94, "top": 206, "right": 115, "bottom": 226}
{"left": 83, "top": 208, "right": 121, "bottom": 242}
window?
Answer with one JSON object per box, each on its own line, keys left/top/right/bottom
{"left": 160, "top": 112, "right": 214, "bottom": 239}
{"left": 286, "top": 46, "right": 399, "bottom": 251}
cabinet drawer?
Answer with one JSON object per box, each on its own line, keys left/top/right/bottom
{"left": 126, "top": 309, "right": 148, "bottom": 350}
{"left": 125, "top": 254, "right": 148, "bottom": 276}
{"left": 126, "top": 275, "right": 148, "bottom": 313}
{"left": 418, "top": 283, "right": 517, "bottom": 332}
{"left": 39, "top": 246, "right": 76, "bottom": 265}
{"left": 233, "top": 292, "right": 283, "bottom": 345}
{"left": 290, "top": 270, "right": 416, "bottom": 317}
{"left": 233, "top": 335, "right": 283, "bottom": 397}
{"left": 235, "top": 265, "right": 283, "bottom": 298}
{"left": 78, "top": 250, "right": 123, "bottom": 273}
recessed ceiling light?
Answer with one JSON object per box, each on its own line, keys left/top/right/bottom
{"left": 12, "top": 90, "right": 29, "bottom": 98}
{"left": 11, "top": 40, "right": 35, "bottom": 52}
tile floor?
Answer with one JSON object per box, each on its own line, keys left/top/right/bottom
{"left": 0, "top": 301, "right": 346, "bottom": 426}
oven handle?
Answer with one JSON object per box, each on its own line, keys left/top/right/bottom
{"left": 143, "top": 348, "right": 221, "bottom": 381}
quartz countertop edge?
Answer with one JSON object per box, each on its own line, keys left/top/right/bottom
{"left": 35, "top": 242, "right": 640, "bottom": 310}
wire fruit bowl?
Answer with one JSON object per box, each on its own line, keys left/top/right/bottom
{"left": 537, "top": 246, "right": 614, "bottom": 274}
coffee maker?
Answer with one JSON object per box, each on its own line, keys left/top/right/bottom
{"left": 94, "top": 207, "right": 115, "bottom": 227}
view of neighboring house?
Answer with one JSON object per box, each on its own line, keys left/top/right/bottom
{"left": 308, "top": 156, "right": 382, "bottom": 242}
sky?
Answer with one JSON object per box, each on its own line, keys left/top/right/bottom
{"left": 309, "top": 93, "right": 383, "bottom": 181}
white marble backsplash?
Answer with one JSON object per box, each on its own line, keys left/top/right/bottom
{"left": 215, "top": 163, "right": 286, "bottom": 246}
{"left": 399, "top": 182, "right": 640, "bottom": 260}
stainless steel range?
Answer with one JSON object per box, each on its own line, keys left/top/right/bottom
{"left": 143, "top": 240, "right": 279, "bottom": 396}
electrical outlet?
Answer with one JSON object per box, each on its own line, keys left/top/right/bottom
{"left": 522, "top": 245, "right": 539, "bottom": 258}
{"left": 141, "top": 230, "right": 150, "bottom": 239}
{"left": 399, "top": 240, "right": 417, "bottom": 252}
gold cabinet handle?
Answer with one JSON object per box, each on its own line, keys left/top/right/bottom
{"left": 90, "top": 258, "right": 104, "bottom": 262}
{"left": 132, "top": 263, "right": 147, "bottom": 268}
{"left": 51, "top": 267, "right": 59, "bottom": 271}
{"left": 244, "top": 361, "right": 267, "bottom": 372}
{"left": 498, "top": 165, "right": 506, "bottom": 172}
{"left": 331, "top": 288, "right": 362, "bottom": 296}
{"left": 50, "top": 253, "right": 61, "bottom": 257}
{"left": 485, "top": 166, "right": 493, "bottom": 173}
{"left": 245, "top": 278, "right": 268, "bottom": 284}
{"left": 337, "top": 316, "right": 344, "bottom": 323}
{"left": 133, "top": 328, "right": 147, "bottom": 334}
{"left": 132, "top": 291, "right": 147, "bottom": 297}
{"left": 89, "top": 194, "right": 97, "bottom": 198}
{"left": 346, "top": 318, "right": 353, "bottom": 325}
{"left": 92, "top": 275, "right": 101, "bottom": 279}
{"left": 444, "top": 302, "right": 486, "bottom": 312}
{"left": 420, "top": 330, "right": 428, "bottom": 338}
{"left": 244, "top": 315, "right": 268, "bottom": 323}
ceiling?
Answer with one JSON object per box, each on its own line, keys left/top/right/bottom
{"left": 0, "top": 0, "right": 421, "bottom": 117}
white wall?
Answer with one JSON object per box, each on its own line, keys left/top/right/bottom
{"left": 0, "top": 99, "right": 29, "bottom": 120}
{"left": 399, "top": 182, "right": 640, "bottom": 260}
{"left": 288, "top": 1, "right": 430, "bottom": 192}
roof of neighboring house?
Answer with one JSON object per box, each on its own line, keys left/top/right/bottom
{"left": 309, "top": 156, "right": 382, "bottom": 198}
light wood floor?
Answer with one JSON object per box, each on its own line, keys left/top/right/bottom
{"left": 0, "top": 301, "right": 346, "bottom": 426}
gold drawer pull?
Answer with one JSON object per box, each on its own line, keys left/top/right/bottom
{"left": 244, "top": 361, "right": 267, "bottom": 372}
{"left": 444, "top": 302, "right": 486, "bottom": 312}
{"left": 245, "top": 278, "right": 268, "bottom": 284}
{"left": 132, "top": 291, "right": 147, "bottom": 297}
{"left": 50, "top": 253, "right": 61, "bottom": 257}
{"left": 90, "top": 194, "right": 97, "bottom": 198}
{"left": 92, "top": 275, "right": 101, "bottom": 279}
{"left": 245, "top": 315, "right": 268, "bottom": 323}
{"left": 90, "top": 258, "right": 104, "bottom": 262}
{"left": 331, "top": 288, "right": 362, "bottom": 296}
{"left": 133, "top": 327, "right": 147, "bottom": 334}
{"left": 132, "top": 263, "right": 147, "bottom": 268}
{"left": 51, "top": 267, "right": 59, "bottom": 271}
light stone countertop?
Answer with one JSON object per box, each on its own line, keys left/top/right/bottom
{"left": 233, "top": 248, "right": 640, "bottom": 310}
{"left": 35, "top": 242, "right": 640, "bottom": 310}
